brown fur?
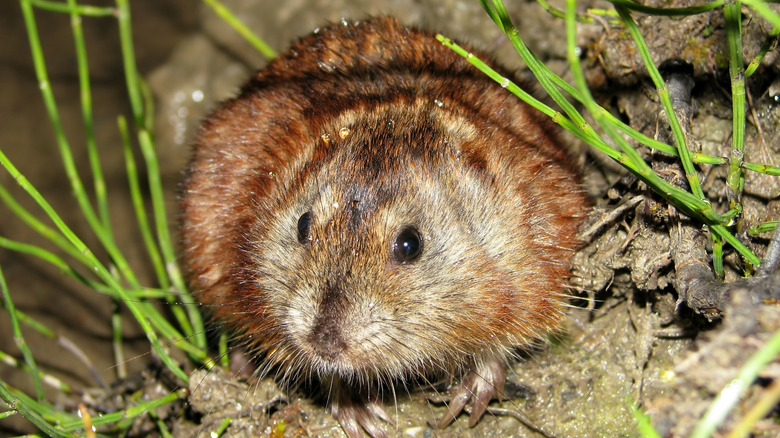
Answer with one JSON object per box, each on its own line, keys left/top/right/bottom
{"left": 181, "top": 17, "right": 587, "bottom": 437}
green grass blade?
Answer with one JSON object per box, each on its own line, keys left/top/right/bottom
{"left": 712, "top": 232, "right": 725, "bottom": 278}
{"left": 20, "top": 0, "right": 141, "bottom": 289}
{"left": 58, "top": 389, "right": 187, "bottom": 431}
{"left": 564, "top": 0, "right": 758, "bottom": 265}
{"left": 456, "top": 0, "right": 763, "bottom": 266}
{"left": 724, "top": 1, "right": 747, "bottom": 211}
{"left": 607, "top": 0, "right": 725, "bottom": 15}
{"left": 628, "top": 399, "right": 661, "bottom": 438}
{"left": 691, "top": 327, "right": 780, "bottom": 438}
{"left": 0, "top": 382, "right": 71, "bottom": 438}
{"left": 615, "top": 6, "right": 705, "bottom": 202}
{"left": 743, "top": 162, "right": 780, "bottom": 175}
{"left": 0, "top": 349, "right": 73, "bottom": 394}
{"left": 118, "top": 117, "right": 169, "bottom": 291}
{"left": 28, "top": 0, "right": 115, "bottom": 16}
{"left": 201, "top": 0, "right": 277, "bottom": 59}
{"left": 115, "top": 0, "right": 206, "bottom": 349}
{"left": 749, "top": 220, "right": 777, "bottom": 235}
{"left": 534, "top": 0, "right": 596, "bottom": 22}
{"left": 0, "top": 236, "right": 104, "bottom": 291}
{"left": 0, "top": 266, "right": 44, "bottom": 400}
{"left": 742, "top": 0, "right": 780, "bottom": 28}
{"left": 745, "top": 24, "right": 779, "bottom": 77}
{"left": 0, "top": 182, "right": 91, "bottom": 267}
{"left": 0, "top": 145, "right": 190, "bottom": 384}
{"left": 68, "top": 0, "right": 112, "bottom": 235}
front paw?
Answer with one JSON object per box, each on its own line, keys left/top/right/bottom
{"left": 437, "top": 357, "right": 507, "bottom": 428}
{"left": 328, "top": 379, "right": 392, "bottom": 438}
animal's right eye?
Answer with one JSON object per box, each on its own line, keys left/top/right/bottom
{"left": 297, "top": 211, "right": 313, "bottom": 244}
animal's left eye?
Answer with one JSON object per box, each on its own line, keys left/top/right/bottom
{"left": 297, "top": 211, "right": 313, "bottom": 244}
{"left": 392, "top": 226, "right": 422, "bottom": 263}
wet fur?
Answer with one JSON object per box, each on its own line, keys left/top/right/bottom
{"left": 181, "top": 17, "right": 587, "bottom": 437}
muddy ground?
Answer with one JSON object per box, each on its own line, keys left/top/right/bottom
{"left": 1, "top": 0, "right": 779, "bottom": 436}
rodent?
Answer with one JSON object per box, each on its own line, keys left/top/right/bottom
{"left": 181, "top": 16, "right": 587, "bottom": 438}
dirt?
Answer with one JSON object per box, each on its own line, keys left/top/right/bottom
{"left": 2, "top": 0, "right": 780, "bottom": 437}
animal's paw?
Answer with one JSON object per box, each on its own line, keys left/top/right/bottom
{"left": 331, "top": 388, "right": 392, "bottom": 438}
{"left": 437, "top": 357, "right": 507, "bottom": 428}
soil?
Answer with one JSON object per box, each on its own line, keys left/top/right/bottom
{"left": 1, "top": 0, "right": 780, "bottom": 437}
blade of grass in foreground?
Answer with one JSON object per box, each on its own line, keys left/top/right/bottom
{"left": 690, "top": 327, "right": 780, "bottom": 438}
{"left": 0, "top": 144, "right": 190, "bottom": 384}
{"left": 0, "top": 382, "right": 71, "bottom": 438}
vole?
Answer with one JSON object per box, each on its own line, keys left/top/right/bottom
{"left": 181, "top": 16, "right": 587, "bottom": 438}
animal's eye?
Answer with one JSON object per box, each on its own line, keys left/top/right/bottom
{"left": 392, "top": 226, "right": 422, "bottom": 263}
{"left": 297, "top": 211, "right": 313, "bottom": 244}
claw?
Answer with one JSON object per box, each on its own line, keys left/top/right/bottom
{"left": 437, "top": 357, "right": 507, "bottom": 429}
{"left": 330, "top": 381, "right": 391, "bottom": 438}
{"left": 367, "top": 398, "right": 392, "bottom": 423}
{"left": 437, "top": 372, "right": 476, "bottom": 428}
